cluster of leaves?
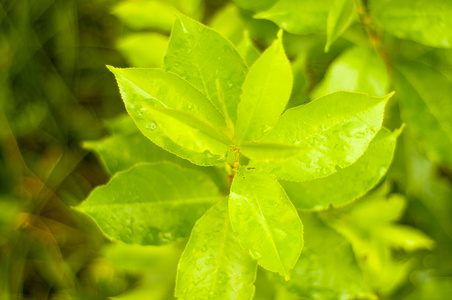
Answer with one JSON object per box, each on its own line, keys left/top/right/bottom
{"left": 76, "top": 0, "right": 452, "bottom": 298}
{"left": 0, "top": 0, "right": 440, "bottom": 299}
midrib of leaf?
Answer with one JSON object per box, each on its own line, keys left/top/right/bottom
{"left": 242, "top": 174, "right": 287, "bottom": 275}
{"left": 207, "top": 214, "right": 230, "bottom": 297}
{"left": 398, "top": 70, "right": 452, "bottom": 144}
{"left": 239, "top": 57, "right": 275, "bottom": 142}
{"left": 82, "top": 196, "right": 222, "bottom": 208}
{"left": 184, "top": 31, "right": 234, "bottom": 127}
{"left": 152, "top": 105, "right": 232, "bottom": 146}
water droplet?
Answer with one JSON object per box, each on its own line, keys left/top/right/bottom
{"left": 146, "top": 123, "right": 157, "bottom": 130}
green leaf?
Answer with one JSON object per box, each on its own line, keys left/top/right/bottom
{"left": 229, "top": 168, "right": 303, "bottom": 278}
{"left": 251, "top": 91, "right": 392, "bottom": 182}
{"left": 237, "top": 31, "right": 260, "bottom": 67}
{"left": 116, "top": 33, "right": 168, "bottom": 68}
{"left": 369, "top": 0, "right": 452, "bottom": 48}
{"left": 325, "top": 0, "right": 356, "bottom": 52}
{"left": 278, "top": 213, "right": 372, "bottom": 299}
{"left": 281, "top": 127, "right": 401, "bottom": 210}
{"left": 256, "top": 0, "right": 333, "bottom": 35}
{"left": 108, "top": 66, "right": 231, "bottom": 166}
{"left": 112, "top": 1, "right": 176, "bottom": 32}
{"left": 312, "top": 46, "right": 388, "bottom": 98}
{"left": 176, "top": 200, "right": 257, "bottom": 300}
{"left": 83, "top": 130, "right": 189, "bottom": 175}
{"left": 232, "top": 0, "right": 279, "bottom": 12}
{"left": 346, "top": 194, "right": 406, "bottom": 227}
{"left": 164, "top": 14, "right": 247, "bottom": 126}
{"left": 236, "top": 32, "right": 292, "bottom": 142}
{"left": 376, "top": 225, "right": 434, "bottom": 251}
{"left": 78, "top": 162, "right": 223, "bottom": 245}
{"left": 209, "top": 4, "right": 245, "bottom": 45}
{"left": 240, "top": 142, "right": 312, "bottom": 163}
{"left": 395, "top": 61, "right": 452, "bottom": 165}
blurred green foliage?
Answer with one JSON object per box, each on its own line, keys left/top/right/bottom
{"left": 1, "top": 0, "right": 452, "bottom": 299}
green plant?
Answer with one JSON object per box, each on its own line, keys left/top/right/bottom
{"left": 76, "top": 0, "right": 452, "bottom": 299}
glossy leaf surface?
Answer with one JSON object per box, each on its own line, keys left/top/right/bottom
{"left": 176, "top": 200, "right": 257, "bottom": 300}
{"left": 369, "top": 0, "right": 452, "bottom": 48}
{"left": 326, "top": 0, "right": 356, "bottom": 51}
{"left": 240, "top": 142, "right": 312, "bottom": 163}
{"left": 312, "top": 46, "right": 388, "bottom": 98}
{"left": 279, "top": 213, "right": 372, "bottom": 299}
{"left": 109, "top": 67, "right": 230, "bottom": 166}
{"left": 236, "top": 32, "right": 292, "bottom": 142}
{"left": 229, "top": 168, "right": 303, "bottom": 278}
{"left": 282, "top": 128, "right": 401, "bottom": 210}
{"left": 78, "top": 163, "right": 223, "bottom": 245}
{"left": 256, "top": 0, "right": 333, "bottom": 35}
{"left": 164, "top": 14, "right": 247, "bottom": 125}
{"left": 395, "top": 61, "right": 452, "bottom": 165}
{"left": 252, "top": 91, "right": 391, "bottom": 182}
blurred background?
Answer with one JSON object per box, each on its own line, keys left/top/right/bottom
{"left": 1, "top": 0, "right": 452, "bottom": 299}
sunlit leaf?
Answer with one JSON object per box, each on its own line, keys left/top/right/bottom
{"left": 116, "top": 33, "right": 168, "bottom": 68}
{"left": 251, "top": 91, "right": 391, "bottom": 182}
{"left": 236, "top": 31, "right": 293, "bottom": 142}
{"left": 395, "top": 61, "right": 452, "bottom": 166}
{"left": 176, "top": 200, "right": 257, "bottom": 300}
{"left": 312, "top": 46, "right": 388, "bottom": 98}
{"left": 229, "top": 168, "right": 303, "bottom": 278}
{"left": 164, "top": 14, "right": 247, "bottom": 126}
{"left": 78, "top": 162, "right": 223, "bottom": 245}
{"left": 240, "top": 142, "right": 312, "bottom": 163}
{"left": 369, "top": 0, "right": 452, "bottom": 48}
{"left": 282, "top": 127, "right": 401, "bottom": 210}
{"left": 256, "top": 0, "right": 333, "bottom": 35}
{"left": 112, "top": 1, "right": 176, "bottom": 32}
{"left": 377, "top": 225, "right": 434, "bottom": 251}
{"left": 325, "top": 0, "right": 356, "bottom": 52}
{"left": 108, "top": 67, "right": 231, "bottom": 166}
{"left": 237, "top": 31, "right": 260, "bottom": 67}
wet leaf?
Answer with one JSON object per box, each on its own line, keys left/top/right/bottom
{"left": 164, "top": 14, "right": 247, "bottom": 126}
{"left": 229, "top": 168, "right": 303, "bottom": 278}
{"left": 281, "top": 128, "right": 401, "bottom": 210}
{"left": 78, "top": 162, "right": 223, "bottom": 245}
{"left": 108, "top": 67, "right": 230, "bottom": 166}
{"left": 251, "top": 91, "right": 391, "bottom": 182}
{"left": 176, "top": 200, "right": 257, "bottom": 300}
{"left": 236, "top": 32, "right": 292, "bottom": 142}
{"left": 240, "top": 142, "right": 312, "bottom": 163}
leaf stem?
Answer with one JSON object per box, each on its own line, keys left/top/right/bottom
{"left": 355, "top": 0, "right": 392, "bottom": 74}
